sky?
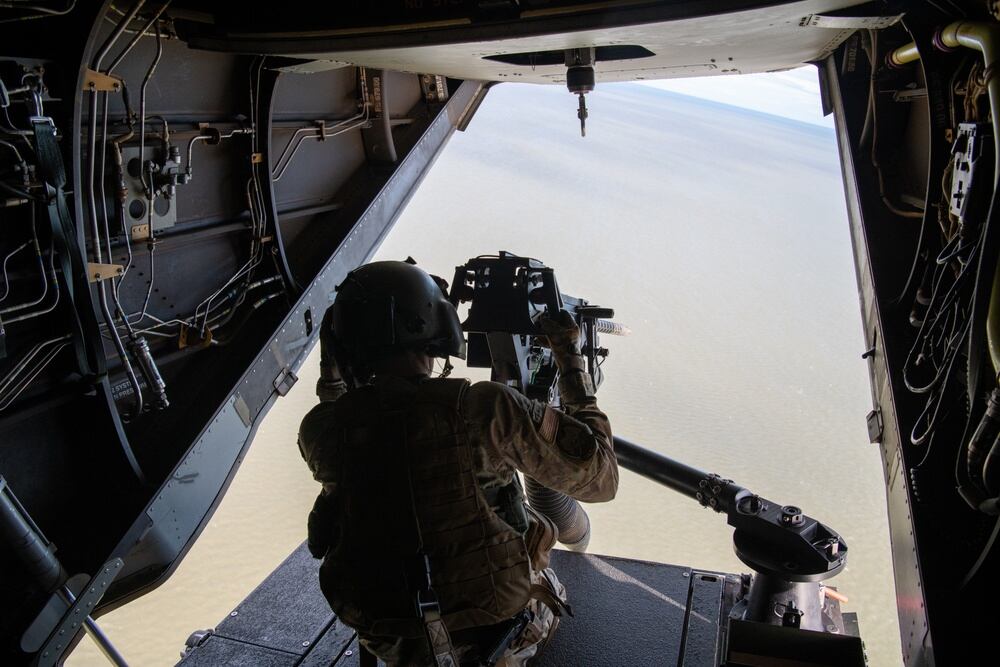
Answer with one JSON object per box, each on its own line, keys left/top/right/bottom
{"left": 639, "top": 66, "right": 832, "bottom": 127}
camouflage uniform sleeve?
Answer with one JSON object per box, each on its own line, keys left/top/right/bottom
{"left": 464, "top": 374, "right": 618, "bottom": 502}
{"left": 299, "top": 403, "right": 340, "bottom": 558}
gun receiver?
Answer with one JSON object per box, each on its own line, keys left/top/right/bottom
{"left": 449, "top": 251, "right": 627, "bottom": 399}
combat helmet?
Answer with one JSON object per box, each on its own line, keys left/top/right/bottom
{"left": 331, "top": 260, "right": 466, "bottom": 378}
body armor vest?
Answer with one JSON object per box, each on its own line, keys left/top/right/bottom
{"left": 318, "top": 377, "right": 532, "bottom": 639}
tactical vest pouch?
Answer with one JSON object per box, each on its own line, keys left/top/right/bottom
{"left": 490, "top": 478, "right": 530, "bottom": 535}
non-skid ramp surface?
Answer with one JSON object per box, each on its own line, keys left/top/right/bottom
{"left": 179, "top": 543, "right": 740, "bottom": 666}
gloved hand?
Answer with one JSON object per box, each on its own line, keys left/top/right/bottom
{"left": 540, "top": 309, "right": 583, "bottom": 368}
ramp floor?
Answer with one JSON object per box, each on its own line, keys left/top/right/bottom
{"left": 178, "top": 544, "right": 742, "bottom": 666}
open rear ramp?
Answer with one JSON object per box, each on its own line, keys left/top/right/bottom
{"left": 178, "top": 546, "right": 742, "bottom": 666}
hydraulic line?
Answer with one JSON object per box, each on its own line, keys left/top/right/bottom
{"left": 887, "top": 41, "right": 920, "bottom": 67}
{"left": 0, "top": 241, "right": 30, "bottom": 302}
{"left": 137, "top": 21, "right": 164, "bottom": 198}
{"left": 3, "top": 242, "right": 59, "bottom": 324}
{"left": 91, "top": 0, "right": 146, "bottom": 71}
{"left": 184, "top": 126, "right": 251, "bottom": 181}
{"left": 96, "top": 94, "right": 137, "bottom": 337}
{"left": 209, "top": 290, "right": 284, "bottom": 345}
{"left": 88, "top": 72, "right": 143, "bottom": 419}
{"left": 1, "top": 207, "right": 52, "bottom": 318}
{"left": 85, "top": 3, "right": 172, "bottom": 420}
{"left": 271, "top": 113, "right": 369, "bottom": 181}
{"left": 104, "top": 1, "right": 168, "bottom": 74}
{"left": 0, "top": 335, "right": 69, "bottom": 399}
{"left": 99, "top": 4, "right": 171, "bottom": 332}
{"left": 0, "top": 339, "right": 67, "bottom": 410}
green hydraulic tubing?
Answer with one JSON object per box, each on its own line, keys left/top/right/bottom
{"left": 887, "top": 41, "right": 919, "bottom": 67}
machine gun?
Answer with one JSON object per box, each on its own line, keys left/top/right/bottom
{"left": 449, "top": 251, "right": 626, "bottom": 401}
{"left": 449, "top": 252, "right": 628, "bottom": 551}
{"left": 449, "top": 252, "right": 863, "bottom": 664}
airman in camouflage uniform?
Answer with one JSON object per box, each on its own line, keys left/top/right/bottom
{"left": 298, "top": 261, "right": 618, "bottom": 666}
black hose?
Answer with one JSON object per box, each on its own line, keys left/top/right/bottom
{"left": 968, "top": 389, "right": 1000, "bottom": 492}
{"left": 524, "top": 477, "right": 590, "bottom": 551}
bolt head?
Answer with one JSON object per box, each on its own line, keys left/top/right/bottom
{"left": 780, "top": 505, "right": 804, "bottom": 526}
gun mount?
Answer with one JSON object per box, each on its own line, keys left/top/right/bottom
{"left": 614, "top": 435, "right": 854, "bottom": 643}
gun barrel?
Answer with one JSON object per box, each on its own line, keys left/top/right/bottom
{"left": 595, "top": 319, "right": 631, "bottom": 336}
{"left": 612, "top": 436, "right": 746, "bottom": 514}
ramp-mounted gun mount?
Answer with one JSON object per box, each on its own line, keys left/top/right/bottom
{"left": 449, "top": 252, "right": 628, "bottom": 552}
{"left": 614, "top": 437, "right": 864, "bottom": 665}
